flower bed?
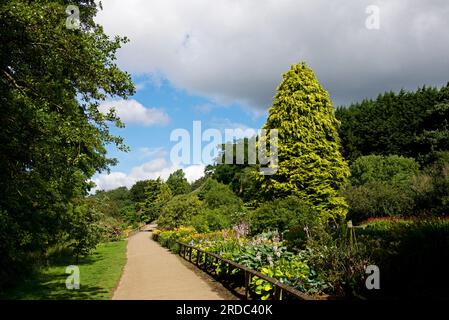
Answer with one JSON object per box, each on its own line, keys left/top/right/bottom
{"left": 152, "top": 225, "right": 327, "bottom": 299}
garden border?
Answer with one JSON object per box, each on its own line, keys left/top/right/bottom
{"left": 177, "top": 242, "right": 313, "bottom": 301}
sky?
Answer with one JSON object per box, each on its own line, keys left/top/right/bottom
{"left": 91, "top": 0, "right": 449, "bottom": 191}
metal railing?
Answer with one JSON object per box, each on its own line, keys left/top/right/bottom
{"left": 177, "top": 242, "right": 312, "bottom": 301}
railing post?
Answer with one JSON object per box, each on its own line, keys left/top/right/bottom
{"left": 274, "top": 285, "right": 282, "bottom": 300}
{"left": 244, "top": 270, "right": 250, "bottom": 300}
{"left": 196, "top": 250, "right": 200, "bottom": 266}
{"left": 189, "top": 246, "right": 192, "bottom": 262}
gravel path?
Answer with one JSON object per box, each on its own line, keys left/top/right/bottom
{"left": 112, "top": 226, "right": 226, "bottom": 300}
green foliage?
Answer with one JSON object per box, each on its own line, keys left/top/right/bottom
{"left": 90, "top": 187, "right": 133, "bottom": 219}
{"left": 0, "top": 0, "right": 134, "bottom": 287}
{"left": 157, "top": 194, "right": 202, "bottom": 229}
{"left": 166, "top": 169, "right": 191, "bottom": 196}
{"left": 344, "top": 182, "right": 415, "bottom": 222}
{"left": 190, "top": 175, "right": 208, "bottom": 192}
{"left": 191, "top": 209, "right": 231, "bottom": 233}
{"left": 252, "top": 257, "right": 312, "bottom": 299}
{"left": 197, "top": 177, "right": 219, "bottom": 200}
{"left": 138, "top": 179, "right": 173, "bottom": 223}
{"left": 260, "top": 63, "right": 350, "bottom": 220}
{"left": 335, "top": 84, "right": 449, "bottom": 163}
{"left": 205, "top": 137, "right": 261, "bottom": 202}
{"left": 130, "top": 180, "right": 151, "bottom": 202}
{"left": 83, "top": 188, "right": 139, "bottom": 237}
{"left": 154, "top": 178, "right": 244, "bottom": 232}
{"left": 356, "top": 218, "right": 449, "bottom": 298}
{"left": 349, "top": 155, "right": 419, "bottom": 187}
{"left": 66, "top": 202, "right": 104, "bottom": 263}
{"left": 152, "top": 227, "right": 196, "bottom": 252}
{"left": 412, "top": 152, "right": 449, "bottom": 215}
{"left": 154, "top": 228, "right": 327, "bottom": 297}
{"left": 154, "top": 211, "right": 449, "bottom": 299}
{"left": 194, "top": 178, "right": 244, "bottom": 232}
{"left": 344, "top": 155, "right": 420, "bottom": 222}
{"left": 202, "top": 180, "right": 242, "bottom": 208}
{"left": 250, "top": 196, "right": 319, "bottom": 237}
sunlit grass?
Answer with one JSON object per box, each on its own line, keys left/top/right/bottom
{"left": 4, "top": 241, "right": 126, "bottom": 300}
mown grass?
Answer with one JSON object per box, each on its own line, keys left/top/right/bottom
{"left": 3, "top": 241, "right": 127, "bottom": 300}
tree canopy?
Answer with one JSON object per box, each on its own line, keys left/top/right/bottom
{"left": 0, "top": 0, "right": 134, "bottom": 285}
{"left": 166, "top": 169, "right": 191, "bottom": 196}
{"left": 335, "top": 84, "right": 449, "bottom": 163}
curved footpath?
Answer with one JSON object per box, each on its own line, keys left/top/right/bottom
{"left": 112, "top": 225, "right": 225, "bottom": 300}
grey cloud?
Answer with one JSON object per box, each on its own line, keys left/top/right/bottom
{"left": 96, "top": 0, "right": 449, "bottom": 109}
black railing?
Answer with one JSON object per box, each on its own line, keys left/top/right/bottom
{"left": 177, "top": 242, "right": 312, "bottom": 301}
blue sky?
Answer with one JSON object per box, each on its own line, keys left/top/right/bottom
{"left": 109, "top": 74, "right": 266, "bottom": 171}
{"left": 92, "top": 0, "right": 449, "bottom": 191}
{"left": 94, "top": 73, "right": 267, "bottom": 191}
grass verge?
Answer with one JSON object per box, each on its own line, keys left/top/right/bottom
{"left": 3, "top": 240, "right": 127, "bottom": 300}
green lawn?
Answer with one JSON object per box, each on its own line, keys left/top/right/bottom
{"left": 4, "top": 241, "right": 127, "bottom": 300}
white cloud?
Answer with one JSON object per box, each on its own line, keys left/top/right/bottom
{"left": 99, "top": 99, "right": 170, "bottom": 126}
{"left": 183, "top": 165, "right": 207, "bottom": 183}
{"left": 92, "top": 158, "right": 205, "bottom": 192}
{"left": 96, "top": 0, "right": 449, "bottom": 108}
{"left": 91, "top": 172, "right": 135, "bottom": 192}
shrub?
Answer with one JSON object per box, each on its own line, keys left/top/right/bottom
{"left": 66, "top": 203, "right": 104, "bottom": 263}
{"left": 157, "top": 194, "right": 202, "bottom": 229}
{"left": 349, "top": 155, "right": 419, "bottom": 187}
{"left": 191, "top": 208, "right": 231, "bottom": 233}
{"left": 356, "top": 218, "right": 449, "bottom": 298}
{"left": 166, "top": 169, "right": 191, "bottom": 196}
{"left": 198, "top": 178, "right": 242, "bottom": 207}
{"left": 197, "top": 177, "right": 217, "bottom": 200}
{"left": 250, "top": 196, "right": 319, "bottom": 236}
{"left": 153, "top": 227, "right": 196, "bottom": 252}
{"left": 414, "top": 153, "right": 449, "bottom": 215}
{"left": 100, "top": 215, "right": 125, "bottom": 242}
{"left": 344, "top": 182, "right": 415, "bottom": 223}
{"left": 300, "top": 224, "right": 374, "bottom": 297}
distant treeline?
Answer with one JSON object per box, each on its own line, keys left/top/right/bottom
{"left": 335, "top": 83, "right": 449, "bottom": 164}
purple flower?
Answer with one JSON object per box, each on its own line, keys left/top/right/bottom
{"left": 232, "top": 222, "right": 249, "bottom": 239}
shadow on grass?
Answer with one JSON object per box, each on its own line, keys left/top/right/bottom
{"left": 4, "top": 246, "right": 119, "bottom": 300}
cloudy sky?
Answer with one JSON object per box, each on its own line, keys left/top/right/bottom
{"left": 92, "top": 0, "right": 449, "bottom": 191}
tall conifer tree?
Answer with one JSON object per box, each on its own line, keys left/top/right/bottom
{"left": 261, "top": 63, "right": 350, "bottom": 220}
